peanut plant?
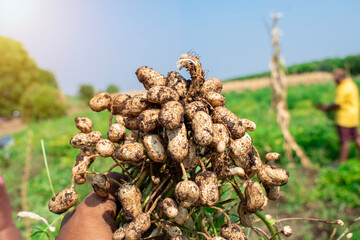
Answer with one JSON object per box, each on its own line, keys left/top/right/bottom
{"left": 48, "top": 53, "right": 346, "bottom": 240}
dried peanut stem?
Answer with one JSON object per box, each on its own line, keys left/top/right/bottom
{"left": 199, "top": 158, "right": 206, "bottom": 171}
{"left": 109, "top": 112, "right": 113, "bottom": 126}
{"left": 275, "top": 217, "right": 343, "bottom": 225}
{"left": 201, "top": 218, "right": 211, "bottom": 238}
{"left": 132, "top": 160, "right": 146, "bottom": 184}
{"left": 229, "top": 178, "right": 245, "bottom": 202}
{"left": 70, "top": 177, "right": 75, "bottom": 190}
{"left": 148, "top": 179, "right": 174, "bottom": 214}
{"left": 104, "top": 163, "right": 118, "bottom": 175}
{"left": 111, "top": 156, "right": 134, "bottom": 180}
{"left": 209, "top": 205, "right": 231, "bottom": 226}
{"left": 144, "top": 175, "right": 170, "bottom": 212}
{"left": 251, "top": 226, "right": 271, "bottom": 239}
{"left": 253, "top": 146, "right": 261, "bottom": 162}
{"left": 269, "top": 230, "right": 282, "bottom": 240}
{"left": 180, "top": 162, "right": 188, "bottom": 181}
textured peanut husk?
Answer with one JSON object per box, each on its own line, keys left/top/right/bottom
{"left": 244, "top": 181, "right": 266, "bottom": 213}
{"left": 164, "top": 225, "right": 183, "bottom": 239}
{"left": 137, "top": 109, "right": 161, "bottom": 133}
{"left": 92, "top": 174, "right": 111, "bottom": 198}
{"left": 96, "top": 139, "right": 115, "bottom": 158}
{"left": 161, "top": 198, "right": 179, "bottom": 219}
{"left": 108, "top": 123, "right": 126, "bottom": 143}
{"left": 70, "top": 131, "right": 102, "bottom": 148}
{"left": 113, "top": 142, "right": 144, "bottom": 162}
{"left": 211, "top": 123, "right": 230, "bottom": 153}
{"left": 175, "top": 180, "right": 200, "bottom": 208}
{"left": 112, "top": 94, "right": 131, "bottom": 115}
{"left": 237, "top": 201, "right": 254, "bottom": 227}
{"left": 167, "top": 71, "right": 187, "bottom": 98}
{"left": 119, "top": 93, "right": 149, "bottom": 117}
{"left": 88, "top": 92, "right": 112, "bottom": 112}
{"left": 211, "top": 152, "right": 231, "bottom": 180}
{"left": 205, "top": 91, "right": 226, "bottom": 107}
{"left": 184, "top": 101, "right": 209, "bottom": 121}
{"left": 174, "top": 206, "right": 188, "bottom": 225}
{"left": 201, "top": 77, "right": 223, "bottom": 94}
{"left": 257, "top": 164, "right": 289, "bottom": 186}
{"left": 113, "top": 226, "right": 126, "bottom": 240}
{"left": 195, "top": 171, "right": 219, "bottom": 206}
{"left": 72, "top": 148, "right": 96, "bottom": 184}
{"left": 143, "top": 134, "right": 166, "bottom": 162}
{"left": 74, "top": 116, "right": 93, "bottom": 133}
{"left": 212, "top": 107, "right": 245, "bottom": 139}
{"left": 166, "top": 124, "right": 189, "bottom": 162}
{"left": 124, "top": 131, "right": 140, "bottom": 143}
{"left": 159, "top": 101, "right": 184, "bottom": 130}
{"left": 147, "top": 86, "right": 180, "bottom": 104}
{"left": 220, "top": 223, "right": 247, "bottom": 240}
{"left": 115, "top": 115, "right": 126, "bottom": 125}
{"left": 229, "top": 138, "right": 252, "bottom": 160}
{"left": 124, "top": 116, "right": 139, "bottom": 131}
{"left": 123, "top": 213, "right": 151, "bottom": 240}
{"left": 263, "top": 183, "right": 281, "bottom": 200}
{"left": 116, "top": 183, "right": 143, "bottom": 221}
{"left": 192, "top": 111, "right": 214, "bottom": 146}
{"left": 182, "top": 139, "right": 199, "bottom": 172}
{"left": 265, "top": 152, "right": 281, "bottom": 161}
{"left": 240, "top": 118, "right": 256, "bottom": 132}
{"left": 136, "top": 66, "right": 167, "bottom": 90}
{"left": 48, "top": 188, "right": 78, "bottom": 214}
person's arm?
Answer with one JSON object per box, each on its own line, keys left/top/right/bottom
{"left": 316, "top": 103, "right": 340, "bottom": 111}
{"left": 57, "top": 172, "right": 127, "bottom": 240}
{"left": 0, "top": 175, "right": 23, "bottom": 240}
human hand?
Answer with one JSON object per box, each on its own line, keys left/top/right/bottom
{"left": 0, "top": 174, "right": 22, "bottom": 240}
{"left": 57, "top": 172, "right": 127, "bottom": 240}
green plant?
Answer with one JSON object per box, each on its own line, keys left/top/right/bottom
{"left": 0, "top": 36, "right": 59, "bottom": 118}
{"left": 78, "top": 84, "right": 95, "bottom": 101}
{"left": 106, "top": 84, "right": 120, "bottom": 94}
{"left": 19, "top": 84, "right": 67, "bottom": 122}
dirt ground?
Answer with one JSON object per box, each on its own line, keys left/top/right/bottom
{"left": 0, "top": 72, "right": 333, "bottom": 136}
{"left": 222, "top": 71, "right": 332, "bottom": 93}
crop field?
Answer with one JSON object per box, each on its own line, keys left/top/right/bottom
{"left": 1, "top": 77, "right": 360, "bottom": 239}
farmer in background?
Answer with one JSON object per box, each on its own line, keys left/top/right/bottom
{"left": 317, "top": 68, "right": 360, "bottom": 163}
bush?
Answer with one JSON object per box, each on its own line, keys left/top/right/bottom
{"left": 19, "top": 84, "right": 67, "bottom": 122}
{"left": 0, "top": 36, "right": 60, "bottom": 118}
{"left": 315, "top": 159, "right": 360, "bottom": 208}
{"left": 106, "top": 84, "right": 120, "bottom": 94}
{"left": 78, "top": 84, "right": 95, "bottom": 101}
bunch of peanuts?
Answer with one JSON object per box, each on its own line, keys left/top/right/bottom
{"left": 48, "top": 54, "right": 290, "bottom": 240}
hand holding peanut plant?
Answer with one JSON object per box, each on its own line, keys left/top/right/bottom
{"left": 50, "top": 53, "right": 294, "bottom": 240}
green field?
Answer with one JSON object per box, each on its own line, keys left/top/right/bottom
{"left": 1, "top": 78, "right": 360, "bottom": 239}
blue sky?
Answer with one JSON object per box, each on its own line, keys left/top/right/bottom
{"left": 0, "top": 0, "right": 359, "bottom": 94}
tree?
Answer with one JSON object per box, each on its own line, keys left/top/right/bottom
{"left": 0, "top": 36, "right": 64, "bottom": 119}
{"left": 106, "top": 84, "right": 120, "bottom": 94}
{"left": 78, "top": 84, "right": 95, "bottom": 101}
{"left": 19, "top": 84, "right": 67, "bottom": 121}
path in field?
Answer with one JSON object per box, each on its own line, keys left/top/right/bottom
{"left": 222, "top": 71, "right": 332, "bottom": 93}
{"left": 0, "top": 71, "right": 333, "bottom": 135}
